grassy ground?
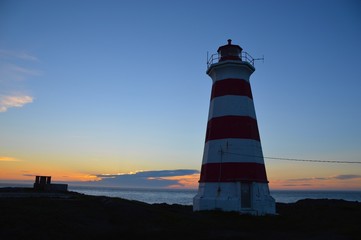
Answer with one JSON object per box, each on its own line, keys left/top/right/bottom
{"left": 0, "top": 188, "right": 360, "bottom": 239}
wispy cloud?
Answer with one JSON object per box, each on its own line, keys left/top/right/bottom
{"left": 0, "top": 49, "right": 41, "bottom": 82}
{"left": 333, "top": 174, "right": 361, "bottom": 180}
{"left": 93, "top": 169, "right": 200, "bottom": 188}
{"left": 287, "top": 174, "right": 361, "bottom": 182}
{"left": 22, "top": 173, "right": 37, "bottom": 177}
{"left": 0, "top": 156, "right": 22, "bottom": 162}
{"left": 0, "top": 94, "right": 34, "bottom": 112}
{"left": 282, "top": 184, "right": 313, "bottom": 187}
{"left": 97, "top": 169, "right": 199, "bottom": 178}
{"left": 0, "top": 49, "right": 38, "bottom": 61}
{"left": 271, "top": 174, "right": 361, "bottom": 190}
{"left": 0, "top": 49, "right": 40, "bottom": 112}
{"left": 0, "top": 63, "right": 42, "bottom": 82}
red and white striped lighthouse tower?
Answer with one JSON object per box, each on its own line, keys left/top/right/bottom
{"left": 193, "top": 39, "right": 275, "bottom": 215}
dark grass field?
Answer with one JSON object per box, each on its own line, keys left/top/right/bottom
{"left": 0, "top": 188, "right": 360, "bottom": 240}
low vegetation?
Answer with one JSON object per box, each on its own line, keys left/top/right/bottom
{"left": 0, "top": 188, "right": 360, "bottom": 239}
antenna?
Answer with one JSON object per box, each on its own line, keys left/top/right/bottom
{"left": 207, "top": 51, "right": 209, "bottom": 67}
{"left": 254, "top": 54, "right": 265, "bottom": 63}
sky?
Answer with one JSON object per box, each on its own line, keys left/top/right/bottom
{"left": 1, "top": 0, "right": 361, "bottom": 190}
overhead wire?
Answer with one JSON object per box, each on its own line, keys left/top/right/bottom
{"left": 222, "top": 151, "right": 361, "bottom": 164}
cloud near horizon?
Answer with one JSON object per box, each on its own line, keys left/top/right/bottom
{"left": 0, "top": 156, "right": 22, "bottom": 162}
{"left": 92, "top": 169, "right": 200, "bottom": 189}
{"left": 271, "top": 174, "right": 361, "bottom": 190}
{"left": 287, "top": 174, "right": 361, "bottom": 182}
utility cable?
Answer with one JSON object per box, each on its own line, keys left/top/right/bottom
{"left": 222, "top": 151, "right": 361, "bottom": 164}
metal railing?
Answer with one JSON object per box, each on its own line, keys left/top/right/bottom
{"left": 207, "top": 51, "right": 256, "bottom": 69}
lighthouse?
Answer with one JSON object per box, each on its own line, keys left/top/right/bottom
{"left": 193, "top": 39, "right": 275, "bottom": 215}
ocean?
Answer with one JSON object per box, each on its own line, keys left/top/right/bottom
{"left": 1, "top": 183, "right": 360, "bottom": 205}
{"left": 68, "top": 186, "right": 361, "bottom": 205}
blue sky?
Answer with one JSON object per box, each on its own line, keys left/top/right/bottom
{"left": 1, "top": 0, "right": 361, "bottom": 189}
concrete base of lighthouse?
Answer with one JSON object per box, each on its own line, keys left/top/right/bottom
{"left": 193, "top": 182, "right": 276, "bottom": 215}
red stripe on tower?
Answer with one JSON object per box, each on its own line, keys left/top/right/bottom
{"left": 211, "top": 78, "right": 253, "bottom": 100}
{"left": 205, "top": 116, "right": 260, "bottom": 142}
{"left": 199, "top": 162, "right": 268, "bottom": 182}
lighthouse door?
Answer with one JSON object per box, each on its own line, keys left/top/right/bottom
{"left": 241, "top": 183, "right": 252, "bottom": 208}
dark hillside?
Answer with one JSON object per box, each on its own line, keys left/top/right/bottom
{"left": 0, "top": 188, "right": 360, "bottom": 240}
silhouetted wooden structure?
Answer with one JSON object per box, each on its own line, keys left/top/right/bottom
{"left": 33, "top": 175, "right": 68, "bottom": 192}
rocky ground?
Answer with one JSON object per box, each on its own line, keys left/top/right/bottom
{"left": 0, "top": 187, "right": 360, "bottom": 239}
